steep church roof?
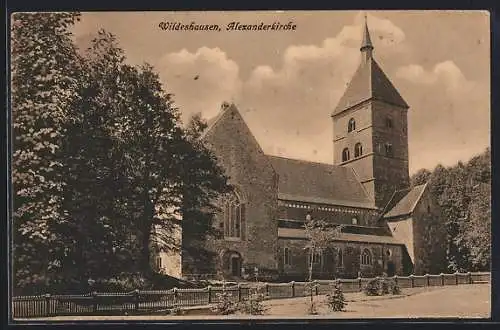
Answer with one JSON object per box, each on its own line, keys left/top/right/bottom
{"left": 267, "top": 155, "right": 376, "bottom": 209}
{"left": 383, "top": 183, "right": 428, "bottom": 219}
{"left": 332, "top": 18, "right": 409, "bottom": 116}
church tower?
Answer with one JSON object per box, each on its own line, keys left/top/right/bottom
{"left": 332, "top": 16, "right": 410, "bottom": 209}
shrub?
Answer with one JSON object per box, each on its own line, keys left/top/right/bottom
{"left": 238, "top": 285, "right": 269, "bottom": 315}
{"left": 211, "top": 290, "right": 237, "bottom": 315}
{"left": 390, "top": 280, "right": 401, "bottom": 295}
{"left": 169, "top": 307, "right": 183, "bottom": 315}
{"left": 363, "top": 278, "right": 381, "bottom": 296}
{"left": 363, "top": 277, "right": 402, "bottom": 296}
{"left": 326, "top": 280, "right": 347, "bottom": 312}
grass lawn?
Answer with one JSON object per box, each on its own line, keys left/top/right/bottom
{"left": 15, "top": 284, "right": 490, "bottom": 321}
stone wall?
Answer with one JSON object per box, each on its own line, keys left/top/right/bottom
{"left": 332, "top": 100, "right": 410, "bottom": 210}
{"left": 277, "top": 238, "right": 404, "bottom": 280}
{"left": 411, "top": 189, "right": 447, "bottom": 275}
{"left": 277, "top": 201, "right": 380, "bottom": 226}
{"left": 182, "top": 104, "right": 279, "bottom": 278}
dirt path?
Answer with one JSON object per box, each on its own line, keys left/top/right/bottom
{"left": 15, "top": 284, "right": 490, "bottom": 321}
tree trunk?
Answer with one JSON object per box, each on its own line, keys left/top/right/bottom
{"left": 140, "top": 197, "right": 154, "bottom": 278}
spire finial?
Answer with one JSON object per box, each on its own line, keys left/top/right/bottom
{"left": 360, "top": 13, "right": 373, "bottom": 62}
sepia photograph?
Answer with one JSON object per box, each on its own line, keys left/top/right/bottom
{"left": 9, "top": 10, "right": 491, "bottom": 321}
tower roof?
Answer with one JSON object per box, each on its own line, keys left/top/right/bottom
{"left": 360, "top": 14, "right": 373, "bottom": 52}
{"left": 332, "top": 19, "right": 409, "bottom": 116}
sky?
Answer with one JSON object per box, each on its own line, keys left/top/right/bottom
{"left": 71, "top": 10, "right": 490, "bottom": 174}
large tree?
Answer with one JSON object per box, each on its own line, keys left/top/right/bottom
{"left": 11, "top": 12, "right": 82, "bottom": 292}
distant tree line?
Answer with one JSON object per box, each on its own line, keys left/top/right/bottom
{"left": 411, "top": 147, "right": 491, "bottom": 272}
{"left": 11, "top": 12, "right": 231, "bottom": 295}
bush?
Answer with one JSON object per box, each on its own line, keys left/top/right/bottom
{"left": 326, "top": 280, "right": 347, "bottom": 312}
{"left": 363, "top": 277, "right": 402, "bottom": 296}
{"left": 238, "top": 285, "right": 268, "bottom": 315}
{"left": 363, "top": 278, "right": 381, "bottom": 296}
{"left": 211, "top": 290, "right": 237, "bottom": 315}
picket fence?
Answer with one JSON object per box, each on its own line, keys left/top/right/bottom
{"left": 12, "top": 271, "right": 490, "bottom": 318}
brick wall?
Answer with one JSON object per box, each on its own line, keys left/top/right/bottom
{"left": 332, "top": 100, "right": 410, "bottom": 209}
{"left": 411, "top": 189, "right": 447, "bottom": 275}
{"left": 277, "top": 201, "right": 379, "bottom": 226}
{"left": 182, "top": 105, "right": 279, "bottom": 277}
{"left": 277, "top": 238, "right": 404, "bottom": 280}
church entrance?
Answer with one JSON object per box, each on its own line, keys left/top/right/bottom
{"left": 386, "top": 261, "right": 396, "bottom": 277}
{"left": 231, "top": 255, "right": 241, "bottom": 277}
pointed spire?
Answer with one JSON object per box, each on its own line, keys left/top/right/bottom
{"left": 360, "top": 14, "right": 373, "bottom": 63}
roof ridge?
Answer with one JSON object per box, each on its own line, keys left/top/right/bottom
{"left": 408, "top": 182, "right": 429, "bottom": 213}
{"left": 265, "top": 154, "right": 337, "bottom": 168}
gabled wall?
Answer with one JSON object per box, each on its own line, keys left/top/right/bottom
{"left": 411, "top": 189, "right": 447, "bottom": 275}
{"left": 182, "top": 104, "right": 279, "bottom": 277}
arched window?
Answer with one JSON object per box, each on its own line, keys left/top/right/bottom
{"left": 385, "top": 116, "right": 393, "bottom": 129}
{"left": 224, "top": 191, "right": 245, "bottom": 239}
{"left": 354, "top": 143, "right": 363, "bottom": 157}
{"left": 348, "top": 118, "right": 356, "bottom": 133}
{"left": 384, "top": 143, "right": 393, "bottom": 157}
{"left": 352, "top": 217, "right": 358, "bottom": 225}
{"left": 360, "top": 248, "right": 372, "bottom": 266}
{"left": 337, "top": 248, "right": 343, "bottom": 267}
{"left": 342, "top": 148, "right": 350, "bottom": 162}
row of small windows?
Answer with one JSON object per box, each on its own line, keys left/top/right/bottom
{"left": 347, "top": 117, "right": 393, "bottom": 133}
{"left": 342, "top": 142, "right": 394, "bottom": 162}
{"left": 280, "top": 203, "right": 363, "bottom": 214}
{"left": 283, "top": 248, "right": 373, "bottom": 266}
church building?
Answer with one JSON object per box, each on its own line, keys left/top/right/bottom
{"left": 160, "top": 19, "right": 447, "bottom": 281}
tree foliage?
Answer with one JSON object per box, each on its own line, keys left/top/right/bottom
{"left": 11, "top": 12, "right": 82, "bottom": 292}
{"left": 12, "top": 15, "right": 231, "bottom": 294}
{"left": 410, "top": 147, "right": 491, "bottom": 272}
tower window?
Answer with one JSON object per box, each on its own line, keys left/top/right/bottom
{"left": 354, "top": 143, "right": 363, "bottom": 157}
{"left": 361, "top": 248, "right": 372, "bottom": 266}
{"left": 386, "top": 116, "right": 393, "bottom": 129}
{"left": 342, "top": 148, "right": 350, "bottom": 162}
{"left": 348, "top": 118, "right": 356, "bottom": 133}
{"left": 384, "top": 143, "right": 393, "bottom": 157}
{"left": 337, "top": 248, "right": 344, "bottom": 267}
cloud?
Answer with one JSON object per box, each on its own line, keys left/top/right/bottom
{"left": 155, "top": 47, "right": 242, "bottom": 121}
{"left": 395, "top": 61, "right": 489, "bottom": 172}
{"left": 239, "top": 13, "right": 409, "bottom": 163}
{"left": 153, "top": 13, "right": 489, "bottom": 173}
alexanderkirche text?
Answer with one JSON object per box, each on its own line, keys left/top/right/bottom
{"left": 158, "top": 21, "right": 297, "bottom": 32}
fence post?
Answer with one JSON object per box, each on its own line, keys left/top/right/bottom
{"left": 455, "top": 271, "right": 459, "bottom": 285}
{"left": 409, "top": 275, "right": 414, "bottom": 288}
{"left": 92, "top": 291, "right": 98, "bottom": 314}
{"left": 425, "top": 274, "right": 430, "bottom": 287}
{"left": 358, "top": 277, "right": 362, "bottom": 291}
{"left": 237, "top": 284, "right": 242, "bottom": 302}
{"left": 393, "top": 275, "right": 398, "bottom": 287}
{"left": 44, "top": 294, "right": 51, "bottom": 317}
{"left": 314, "top": 280, "right": 319, "bottom": 296}
{"left": 291, "top": 281, "right": 295, "bottom": 298}
{"left": 207, "top": 285, "right": 212, "bottom": 304}
{"left": 440, "top": 273, "right": 445, "bottom": 286}
{"left": 265, "top": 283, "right": 269, "bottom": 297}
{"left": 467, "top": 272, "right": 472, "bottom": 284}
{"left": 173, "top": 287, "right": 178, "bottom": 307}
{"left": 134, "top": 289, "right": 140, "bottom": 312}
